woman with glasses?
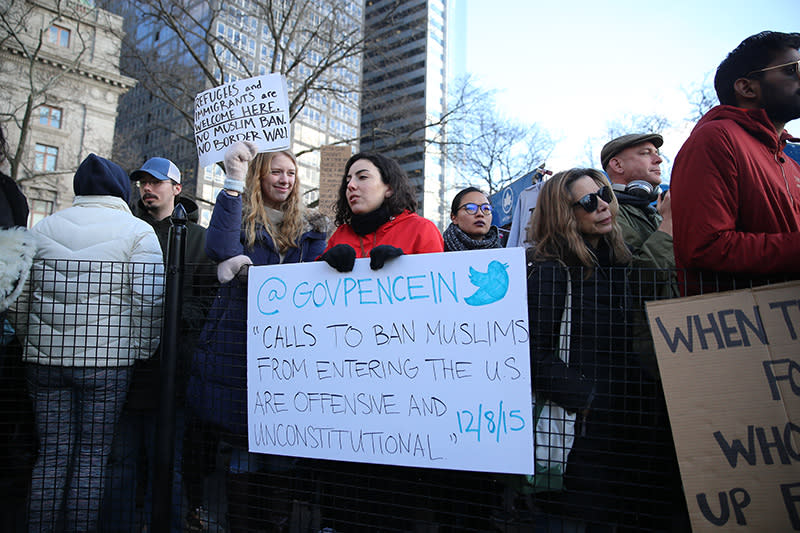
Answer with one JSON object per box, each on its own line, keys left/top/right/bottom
{"left": 443, "top": 186, "right": 501, "bottom": 251}
{"left": 319, "top": 152, "right": 443, "bottom": 272}
{"left": 525, "top": 168, "right": 647, "bottom": 531}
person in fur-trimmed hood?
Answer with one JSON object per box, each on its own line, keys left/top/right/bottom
{"left": 0, "top": 126, "right": 34, "bottom": 313}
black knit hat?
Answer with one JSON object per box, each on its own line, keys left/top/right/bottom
{"left": 73, "top": 154, "right": 131, "bottom": 203}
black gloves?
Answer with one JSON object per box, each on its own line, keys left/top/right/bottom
{"left": 369, "top": 245, "right": 403, "bottom": 270}
{"left": 320, "top": 244, "right": 356, "bottom": 272}
{"left": 320, "top": 244, "right": 404, "bottom": 272}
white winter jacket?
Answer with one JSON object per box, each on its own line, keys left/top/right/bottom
{"left": 13, "top": 195, "right": 164, "bottom": 367}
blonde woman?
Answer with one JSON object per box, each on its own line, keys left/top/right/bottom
{"left": 186, "top": 142, "right": 327, "bottom": 530}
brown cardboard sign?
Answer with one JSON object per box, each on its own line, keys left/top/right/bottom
{"left": 318, "top": 145, "right": 352, "bottom": 219}
{"left": 646, "top": 282, "right": 800, "bottom": 532}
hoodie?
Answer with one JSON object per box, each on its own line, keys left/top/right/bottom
{"left": 671, "top": 105, "right": 800, "bottom": 293}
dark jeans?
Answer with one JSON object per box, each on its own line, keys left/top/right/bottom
{"left": 26, "top": 364, "right": 132, "bottom": 532}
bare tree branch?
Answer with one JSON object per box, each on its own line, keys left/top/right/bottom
{"left": 442, "top": 76, "right": 555, "bottom": 194}
{"left": 683, "top": 71, "right": 718, "bottom": 122}
{"left": 1, "top": 0, "right": 101, "bottom": 182}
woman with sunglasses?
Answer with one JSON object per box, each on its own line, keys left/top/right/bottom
{"left": 525, "top": 168, "right": 647, "bottom": 531}
{"left": 443, "top": 186, "right": 501, "bottom": 251}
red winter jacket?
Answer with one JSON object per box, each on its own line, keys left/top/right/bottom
{"left": 322, "top": 210, "right": 444, "bottom": 257}
{"left": 671, "top": 105, "right": 800, "bottom": 293}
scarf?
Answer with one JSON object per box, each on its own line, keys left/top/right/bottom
{"left": 350, "top": 204, "right": 391, "bottom": 236}
{"left": 443, "top": 223, "right": 501, "bottom": 252}
{"left": 266, "top": 207, "right": 284, "bottom": 227}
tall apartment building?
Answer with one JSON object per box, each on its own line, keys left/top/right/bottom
{"left": 359, "top": 0, "right": 448, "bottom": 228}
{"left": 104, "top": 0, "right": 363, "bottom": 225}
{"left": 0, "top": 0, "right": 135, "bottom": 225}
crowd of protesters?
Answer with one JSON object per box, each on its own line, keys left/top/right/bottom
{"left": 0, "top": 29, "right": 798, "bottom": 532}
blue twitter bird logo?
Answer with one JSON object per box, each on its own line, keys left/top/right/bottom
{"left": 464, "top": 260, "right": 510, "bottom": 306}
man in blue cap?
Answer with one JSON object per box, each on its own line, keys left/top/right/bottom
{"left": 103, "top": 157, "right": 215, "bottom": 532}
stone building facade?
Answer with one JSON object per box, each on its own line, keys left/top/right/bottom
{"left": 0, "top": 0, "right": 135, "bottom": 225}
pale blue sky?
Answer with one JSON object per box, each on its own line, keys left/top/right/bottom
{"left": 455, "top": 0, "right": 800, "bottom": 176}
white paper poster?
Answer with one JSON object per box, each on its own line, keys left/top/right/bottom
{"left": 194, "top": 73, "right": 290, "bottom": 167}
{"left": 246, "top": 248, "right": 534, "bottom": 474}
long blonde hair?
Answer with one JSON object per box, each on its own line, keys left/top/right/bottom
{"left": 242, "top": 151, "right": 304, "bottom": 252}
{"left": 529, "top": 168, "right": 631, "bottom": 270}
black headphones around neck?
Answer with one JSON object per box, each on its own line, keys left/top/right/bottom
{"left": 611, "top": 181, "right": 660, "bottom": 202}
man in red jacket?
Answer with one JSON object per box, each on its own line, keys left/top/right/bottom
{"left": 671, "top": 31, "right": 800, "bottom": 294}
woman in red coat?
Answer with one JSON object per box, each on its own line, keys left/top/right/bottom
{"left": 319, "top": 152, "right": 443, "bottom": 272}
{"left": 317, "top": 152, "right": 442, "bottom": 529}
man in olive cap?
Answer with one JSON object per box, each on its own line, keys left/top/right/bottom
{"left": 601, "top": 133, "right": 678, "bottom": 378}
{"left": 601, "top": 134, "right": 686, "bottom": 530}
{"left": 600, "top": 133, "right": 675, "bottom": 285}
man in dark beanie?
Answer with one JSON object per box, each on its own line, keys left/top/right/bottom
{"left": 10, "top": 153, "right": 163, "bottom": 531}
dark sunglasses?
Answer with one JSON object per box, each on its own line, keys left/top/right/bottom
{"left": 572, "top": 186, "right": 613, "bottom": 212}
{"left": 458, "top": 202, "right": 492, "bottom": 215}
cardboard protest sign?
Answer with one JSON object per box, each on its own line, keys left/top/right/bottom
{"left": 246, "top": 248, "right": 534, "bottom": 474}
{"left": 318, "top": 145, "right": 351, "bottom": 218}
{"left": 646, "top": 282, "right": 800, "bottom": 532}
{"left": 194, "top": 74, "right": 290, "bottom": 167}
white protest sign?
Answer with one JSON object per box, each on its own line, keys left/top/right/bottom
{"left": 194, "top": 73, "right": 290, "bottom": 167}
{"left": 246, "top": 248, "right": 534, "bottom": 474}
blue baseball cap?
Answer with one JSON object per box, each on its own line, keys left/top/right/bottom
{"left": 131, "top": 157, "right": 181, "bottom": 184}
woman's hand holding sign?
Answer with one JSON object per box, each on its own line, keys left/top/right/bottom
{"left": 223, "top": 141, "right": 258, "bottom": 194}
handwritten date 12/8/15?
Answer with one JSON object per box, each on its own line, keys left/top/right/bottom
{"left": 456, "top": 402, "right": 525, "bottom": 443}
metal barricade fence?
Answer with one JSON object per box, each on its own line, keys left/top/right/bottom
{"left": 1, "top": 232, "right": 791, "bottom": 532}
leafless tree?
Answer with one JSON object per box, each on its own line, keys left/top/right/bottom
{"left": 582, "top": 112, "right": 672, "bottom": 168}
{"left": 684, "top": 71, "right": 718, "bottom": 122}
{"left": 444, "top": 76, "right": 555, "bottom": 194}
{"left": 99, "top": 0, "right": 369, "bottom": 152}
{"left": 0, "top": 0, "right": 97, "bottom": 182}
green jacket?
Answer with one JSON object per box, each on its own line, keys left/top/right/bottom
{"left": 616, "top": 200, "right": 678, "bottom": 381}
{"left": 617, "top": 202, "right": 678, "bottom": 299}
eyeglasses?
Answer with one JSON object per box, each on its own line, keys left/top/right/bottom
{"left": 747, "top": 59, "right": 800, "bottom": 79}
{"left": 572, "top": 186, "right": 613, "bottom": 212}
{"left": 136, "top": 179, "right": 168, "bottom": 187}
{"left": 458, "top": 202, "right": 492, "bottom": 215}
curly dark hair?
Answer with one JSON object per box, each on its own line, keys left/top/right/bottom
{"left": 714, "top": 31, "right": 800, "bottom": 105}
{"left": 333, "top": 152, "right": 418, "bottom": 226}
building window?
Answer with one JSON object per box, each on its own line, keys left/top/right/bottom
{"left": 29, "top": 199, "right": 54, "bottom": 227}
{"left": 34, "top": 144, "right": 58, "bottom": 172}
{"left": 48, "top": 25, "right": 70, "bottom": 47}
{"left": 38, "top": 105, "right": 62, "bottom": 128}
